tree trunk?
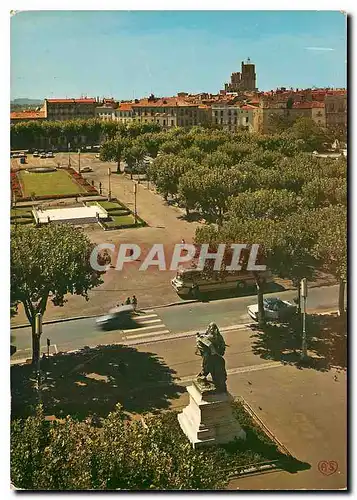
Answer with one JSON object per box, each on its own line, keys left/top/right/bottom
{"left": 256, "top": 277, "right": 266, "bottom": 327}
{"left": 338, "top": 279, "right": 346, "bottom": 317}
{"left": 31, "top": 322, "right": 40, "bottom": 365}
{"left": 116, "top": 154, "right": 121, "bottom": 173}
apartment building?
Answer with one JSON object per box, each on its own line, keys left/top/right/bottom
{"left": 325, "top": 93, "right": 347, "bottom": 130}
{"left": 131, "top": 94, "right": 203, "bottom": 128}
{"left": 44, "top": 98, "right": 98, "bottom": 121}
{"left": 211, "top": 102, "right": 255, "bottom": 131}
{"left": 115, "top": 102, "right": 134, "bottom": 125}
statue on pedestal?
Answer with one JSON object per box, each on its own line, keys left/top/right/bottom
{"left": 195, "top": 322, "right": 227, "bottom": 393}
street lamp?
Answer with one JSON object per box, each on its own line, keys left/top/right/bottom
{"left": 300, "top": 278, "right": 308, "bottom": 360}
{"left": 35, "top": 312, "right": 43, "bottom": 403}
{"left": 108, "top": 167, "right": 112, "bottom": 201}
{"left": 68, "top": 142, "right": 71, "bottom": 167}
{"left": 78, "top": 149, "right": 81, "bottom": 174}
{"left": 133, "top": 183, "right": 137, "bottom": 225}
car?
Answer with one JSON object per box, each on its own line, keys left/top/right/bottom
{"left": 247, "top": 297, "right": 296, "bottom": 322}
{"left": 96, "top": 304, "right": 135, "bottom": 330}
{"left": 81, "top": 166, "right": 93, "bottom": 173}
{"left": 33, "top": 151, "right": 40, "bottom": 157}
{"left": 40, "top": 152, "right": 46, "bottom": 159}
{"left": 46, "top": 151, "right": 54, "bottom": 158}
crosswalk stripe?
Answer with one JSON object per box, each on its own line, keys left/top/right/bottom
{"left": 138, "top": 319, "right": 161, "bottom": 325}
{"left": 143, "top": 309, "right": 154, "bottom": 313}
{"left": 121, "top": 323, "right": 168, "bottom": 334}
{"left": 125, "top": 329, "right": 170, "bottom": 340}
{"left": 135, "top": 313, "right": 158, "bottom": 320}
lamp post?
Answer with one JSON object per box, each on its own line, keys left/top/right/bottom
{"left": 68, "top": 142, "right": 71, "bottom": 167}
{"left": 134, "top": 183, "right": 137, "bottom": 225}
{"left": 300, "top": 278, "right": 308, "bottom": 360}
{"left": 108, "top": 167, "right": 112, "bottom": 201}
{"left": 78, "top": 149, "right": 81, "bottom": 174}
{"left": 35, "top": 312, "right": 43, "bottom": 402}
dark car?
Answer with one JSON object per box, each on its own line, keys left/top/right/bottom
{"left": 96, "top": 304, "right": 135, "bottom": 330}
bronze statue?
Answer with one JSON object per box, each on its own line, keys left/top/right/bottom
{"left": 195, "top": 322, "right": 227, "bottom": 393}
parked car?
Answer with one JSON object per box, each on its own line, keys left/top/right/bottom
{"left": 96, "top": 304, "right": 135, "bottom": 330}
{"left": 46, "top": 151, "right": 54, "bottom": 158}
{"left": 247, "top": 297, "right": 296, "bottom": 322}
{"left": 81, "top": 166, "right": 93, "bottom": 173}
{"left": 33, "top": 151, "right": 40, "bottom": 157}
{"left": 40, "top": 152, "right": 47, "bottom": 159}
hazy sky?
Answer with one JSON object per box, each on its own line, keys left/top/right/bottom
{"left": 10, "top": 10, "right": 347, "bottom": 100}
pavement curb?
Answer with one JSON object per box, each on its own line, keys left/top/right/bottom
{"left": 10, "top": 300, "right": 198, "bottom": 330}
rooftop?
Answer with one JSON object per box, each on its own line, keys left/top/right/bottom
{"left": 46, "top": 98, "right": 97, "bottom": 104}
{"left": 11, "top": 110, "right": 46, "bottom": 120}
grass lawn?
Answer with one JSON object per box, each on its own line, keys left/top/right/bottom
{"left": 105, "top": 214, "right": 141, "bottom": 229}
{"left": 18, "top": 170, "right": 85, "bottom": 197}
{"left": 11, "top": 207, "right": 34, "bottom": 227}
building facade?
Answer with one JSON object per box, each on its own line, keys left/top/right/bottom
{"left": 131, "top": 95, "right": 204, "bottom": 128}
{"left": 44, "top": 98, "right": 98, "bottom": 121}
{"left": 324, "top": 93, "right": 347, "bottom": 130}
{"left": 211, "top": 103, "right": 255, "bottom": 132}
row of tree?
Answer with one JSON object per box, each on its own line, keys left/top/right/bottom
{"left": 97, "top": 120, "right": 347, "bottom": 322}
{"left": 10, "top": 118, "right": 161, "bottom": 150}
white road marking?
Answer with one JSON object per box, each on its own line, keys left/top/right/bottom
{"left": 137, "top": 318, "right": 162, "bottom": 325}
{"left": 122, "top": 323, "right": 168, "bottom": 333}
{"left": 125, "top": 329, "right": 170, "bottom": 340}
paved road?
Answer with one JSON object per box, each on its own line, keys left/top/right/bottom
{"left": 11, "top": 285, "right": 342, "bottom": 362}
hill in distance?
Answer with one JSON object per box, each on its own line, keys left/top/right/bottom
{"left": 11, "top": 98, "right": 43, "bottom": 105}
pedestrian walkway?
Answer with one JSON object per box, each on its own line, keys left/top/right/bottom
{"left": 122, "top": 310, "right": 170, "bottom": 341}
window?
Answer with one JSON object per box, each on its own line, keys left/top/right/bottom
{"left": 245, "top": 117, "right": 249, "bottom": 124}
{"left": 163, "top": 119, "right": 166, "bottom": 126}
{"left": 171, "top": 120, "right": 174, "bottom": 126}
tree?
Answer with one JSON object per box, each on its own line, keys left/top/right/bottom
{"left": 11, "top": 405, "right": 225, "bottom": 490}
{"left": 227, "top": 189, "right": 299, "bottom": 222}
{"left": 100, "top": 136, "right": 129, "bottom": 173}
{"left": 123, "top": 142, "right": 147, "bottom": 178}
{"left": 289, "top": 117, "right": 327, "bottom": 152}
{"left": 312, "top": 205, "right": 347, "bottom": 316}
{"left": 11, "top": 225, "right": 107, "bottom": 363}
{"left": 301, "top": 177, "right": 347, "bottom": 208}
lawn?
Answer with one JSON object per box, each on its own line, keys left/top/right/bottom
{"left": 18, "top": 170, "right": 86, "bottom": 197}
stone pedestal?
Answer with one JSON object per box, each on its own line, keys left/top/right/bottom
{"left": 178, "top": 381, "right": 246, "bottom": 448}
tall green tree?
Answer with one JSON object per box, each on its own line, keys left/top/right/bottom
{"left": 11, "top": 225, "right": 107, "bottom": 363}
{"left": 100, "top": 136, "right": 129, "bottom": 173}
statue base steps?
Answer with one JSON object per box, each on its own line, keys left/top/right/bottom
{"left": 178, "top": 383, "right": 246, "bottom": 449}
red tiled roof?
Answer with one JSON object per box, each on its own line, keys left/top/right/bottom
{"left": 292, "top": 102, "right": 313, "bottom": 109}
{"left": 11, "top": 110, "right": 46, "bottom": 120}
{"left": 118, "top": 103, "right": 133, "bottom": 111}
{"left": 46, "top": 98, "right": 96, "bottom": 104}
{"left": 311, "top": 102, "right": 325, "bottom": 108}
{"left": 132, "top": 97, "right": 197, "bottom": 108}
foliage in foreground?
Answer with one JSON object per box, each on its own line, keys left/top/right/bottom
{"left": 11, "top": 402, "right": 285, "bottom": 490}
{"left": 11, "top": 405, "right": 225, "bottom": 490}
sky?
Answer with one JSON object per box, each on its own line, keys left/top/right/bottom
{"left": 10, "top": 10, "right": 347, "bottom": 100}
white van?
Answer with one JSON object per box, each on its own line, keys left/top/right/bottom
{"left": 171, "top": 267, "right": 273, "bottom": 298}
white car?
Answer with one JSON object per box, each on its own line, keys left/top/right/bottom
{"left": 46, "top": 151, "right": 54, "bottom": 158}
{"left": 81, "top": 166, "right": 93, "bottom": 173}
{"left": 247, "top": 297, "right": 296, "bottom": 322}
{"left": 33, "top": 151, "right": 40, "bottom": 157}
